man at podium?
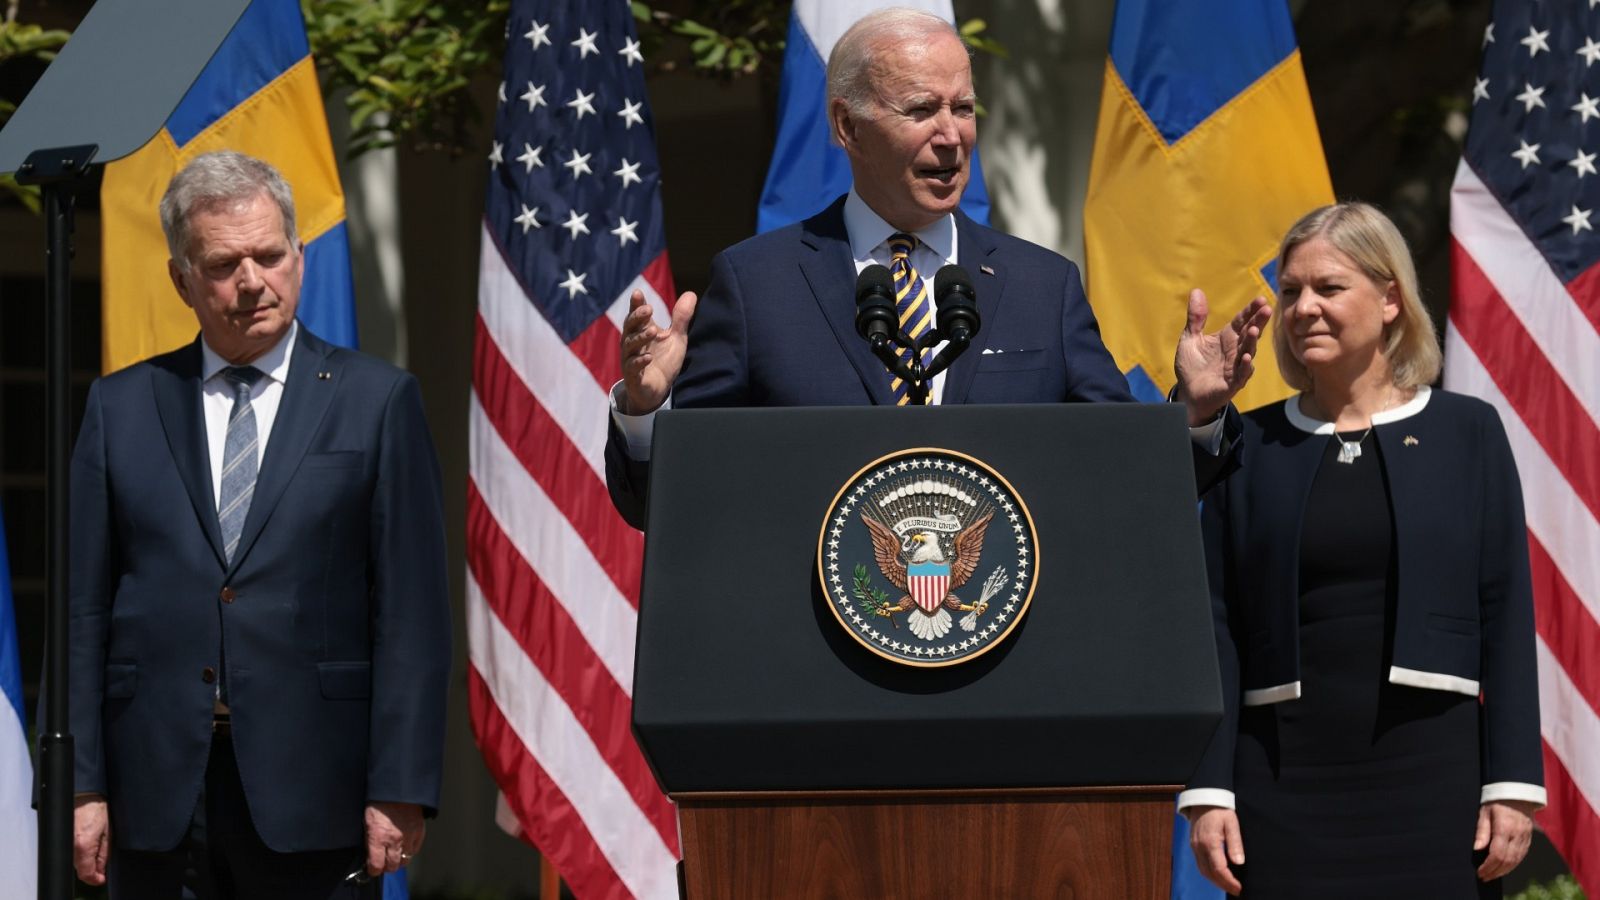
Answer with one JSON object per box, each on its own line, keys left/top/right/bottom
{"left": 605, "top": 6, "right": 1268, "bottom": 528}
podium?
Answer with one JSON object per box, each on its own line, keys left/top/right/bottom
{"left": 633, "top": 404, "right": 1222, "bottom": 898}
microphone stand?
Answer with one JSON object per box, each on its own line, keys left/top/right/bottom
{"left": 856, "top": 263, "right": 978, "bottom": 406}
{"left": 864, "top": 331, "right": 929, "bottom": 405}
{"left": 867, "top": 325, "right": 978, "bottom": 406}
{"left": 921, "top": 330, "right": 971, "bottom": 382}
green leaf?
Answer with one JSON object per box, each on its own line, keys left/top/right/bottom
{"left": 350, "top": 103, "right": 379, "bottom": 131}
{"left": 963, "top": 35, "right": 1009, "bottom": 60}
{"left": 0, "top": 174, "right": 42, "bottom": 215}
{"left": 332, "top": 51, "right": 366, "bottom": 76}
{"left": 674, "top": 20, "right": 717, "bottom": 38}
{"left": 957, "top": 17, "right": 1008, "bottom": 59}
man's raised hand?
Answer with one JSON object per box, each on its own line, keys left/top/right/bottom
{"left": 621, "top": 288, "right": 698, "bottom": 415}
{"left": 1173, "top": 288, "right": 1272, "bottom": 425}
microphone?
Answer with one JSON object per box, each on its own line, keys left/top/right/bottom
{"left": 854, "top": 264, "right": 897, "bottom": 347}
{"left": 855, "top": 263, "right": 922, "bottom": 400}
{"left": 933, "top": 264, "right": 980, "bottom": 344}
{"left": 921, "top": 265, "right": 980, "bottom": 381}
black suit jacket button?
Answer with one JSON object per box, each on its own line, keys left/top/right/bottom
{"left": 220, "top": 587, "right": 235, "bottom": 603}
{"left": 201, "top": 667, "right": 216, "bottom": 684}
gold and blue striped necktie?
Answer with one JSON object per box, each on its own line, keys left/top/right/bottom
{"left": 888, "top": 233, "right": 935, "bottom": 405}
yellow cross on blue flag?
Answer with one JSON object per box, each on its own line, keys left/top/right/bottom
{"left": 1084, "top": 0, "right": 1333, "bottom": 411}
{"left": 98, "top": 0, "right": 355, "bottom": 373}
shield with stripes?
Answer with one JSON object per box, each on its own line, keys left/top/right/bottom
{"left": 907, "top": 561, "right": 951, "bottom": 613}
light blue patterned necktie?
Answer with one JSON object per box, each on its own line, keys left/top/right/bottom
{"left": 218, "top": 366, "right": 265, "bottom": 564}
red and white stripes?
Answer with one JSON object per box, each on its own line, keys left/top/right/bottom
{"left": 1447, "top": 159, "right": 1600, "bottom": 893}
{"left": 468, "top": 222, "right": 680, "bottom": 899}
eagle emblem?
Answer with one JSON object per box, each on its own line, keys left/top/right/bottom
{"left": 862, "top": 495, "right": 993, "bottom": 641}
{"left": 819, "top": 449, "right": 1038, "bottom": 667}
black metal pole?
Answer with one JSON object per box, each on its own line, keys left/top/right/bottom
{"left": 37, "top": 177, "right": 75, "bottom": 900}
{"left": 17, "top": 146, "right": 94, "bottom": 900}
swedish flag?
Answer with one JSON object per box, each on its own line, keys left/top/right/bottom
{"left": 1084, "top": 0, "right": 1332, "bottom": 411}
{"left": 99, "top": 0, "right": 355, "bottom": 372}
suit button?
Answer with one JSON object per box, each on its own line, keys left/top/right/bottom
{"left": 220, "top": 587, "right": 235, "bottom": 603}
{"left": 201, "top": 667, "right": 216, "bottom": 684}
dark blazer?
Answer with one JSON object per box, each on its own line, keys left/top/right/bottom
{"left": 1187, "top": 388, "right": 1544, "bottom": 801}
{"left": 69, "top": 325, "right": 452, "bottom": 853}
{"left": 606, "top": 195, "right": 1239, "bottom": 526}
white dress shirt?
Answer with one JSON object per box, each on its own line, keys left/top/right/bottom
{"left": 841, "top": 189, "right": 955, "bottom": 404}
{"left": 200, "top": 320, "right": 296, "bottom": 509}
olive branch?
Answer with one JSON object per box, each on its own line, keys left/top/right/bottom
{"left": 852, "top": 564, "right": 898, "bottom": 629}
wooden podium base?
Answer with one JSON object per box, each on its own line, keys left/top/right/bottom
{"left": 674, "top": 786, "right": 1179, "bottom": 899}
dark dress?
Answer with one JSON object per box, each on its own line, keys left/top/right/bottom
{"left": 1231, "top": 429, "right": 1494, "bottom": 899}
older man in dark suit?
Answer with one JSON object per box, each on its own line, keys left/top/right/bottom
{"left": 605, "top": 7, "right": 1271, "bottom": 526}
{"left": 69, "top": 151, "right": 450, "bottom": 898}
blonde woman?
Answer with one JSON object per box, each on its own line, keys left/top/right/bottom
{"left": 1180, "top": 203, "right": 1544, "bottom": 898}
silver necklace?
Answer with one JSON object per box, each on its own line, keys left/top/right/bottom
{"left": 1335, "top": 427, "right": 1372, "bottom": 464}
{"left": 1317, "top": 385, "right": 1393, "bottom": 465}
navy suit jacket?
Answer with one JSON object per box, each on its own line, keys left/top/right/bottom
{"left": 1187, "top": 389, "right": 1544, "bottom": 800}
{"left": 607, "top": 195, "right": 1239, "bottom": 526}
{"left": 68, "top": 326, "right": 452, "bottom": 853}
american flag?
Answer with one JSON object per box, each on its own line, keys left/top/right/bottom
{"left": 1447, "top": 1, "right": 1600, "bottom": 893}
{"left": 467, "top": 2, "right": 680, "bottom": 897}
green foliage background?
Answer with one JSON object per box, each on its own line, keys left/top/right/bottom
{"left": 1509, "top": 876, "right": 1587, "bottom": 900}
{"left": 0, "top": 1, "right": 1000, "bottom": 183}
{"left": 0, "top": 11, "right": 70, "bottom": 210}
{"left": 302, "top": 0, "right": 512, "bottom": 157}
{"left": 298, "top": 1, "right": 998, "bottom": 158}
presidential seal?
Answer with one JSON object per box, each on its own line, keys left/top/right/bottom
{"left": 818, "top": 449, "right": 1039, "bottom": 667}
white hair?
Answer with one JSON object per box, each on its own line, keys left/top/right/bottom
{"left": 826, "top": 7, "right": 965, "bottom": 119}
{"left": 160, "top": 151, "right": 297, "bottom": 269}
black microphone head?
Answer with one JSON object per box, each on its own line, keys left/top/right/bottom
{"left": 933, "top": 264, "right": 975, "bottom": 305}
{"left": 933, "top": 264, "right": 979, "bottom": 340}
{"left": 856, "top": 264, "right": 894, "bottom": 303}
{"left": 855, "top": 264, "right": 897, "bottom": 341}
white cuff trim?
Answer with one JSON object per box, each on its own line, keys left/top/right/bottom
{"left": 609, "top": 381, "right": 669, "bottom": 461}
{"left": 1243, "top": 681, "right": 1301, "bottom": 706}
{"left": 1389, "top": 665, "right": 1479, "bottom": 697}
{"left": 1177, "top": 788, "right": 1236, "bottom": 812}
{"left": 1481, "top": 782, "right": 1547, "bottom": 808}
